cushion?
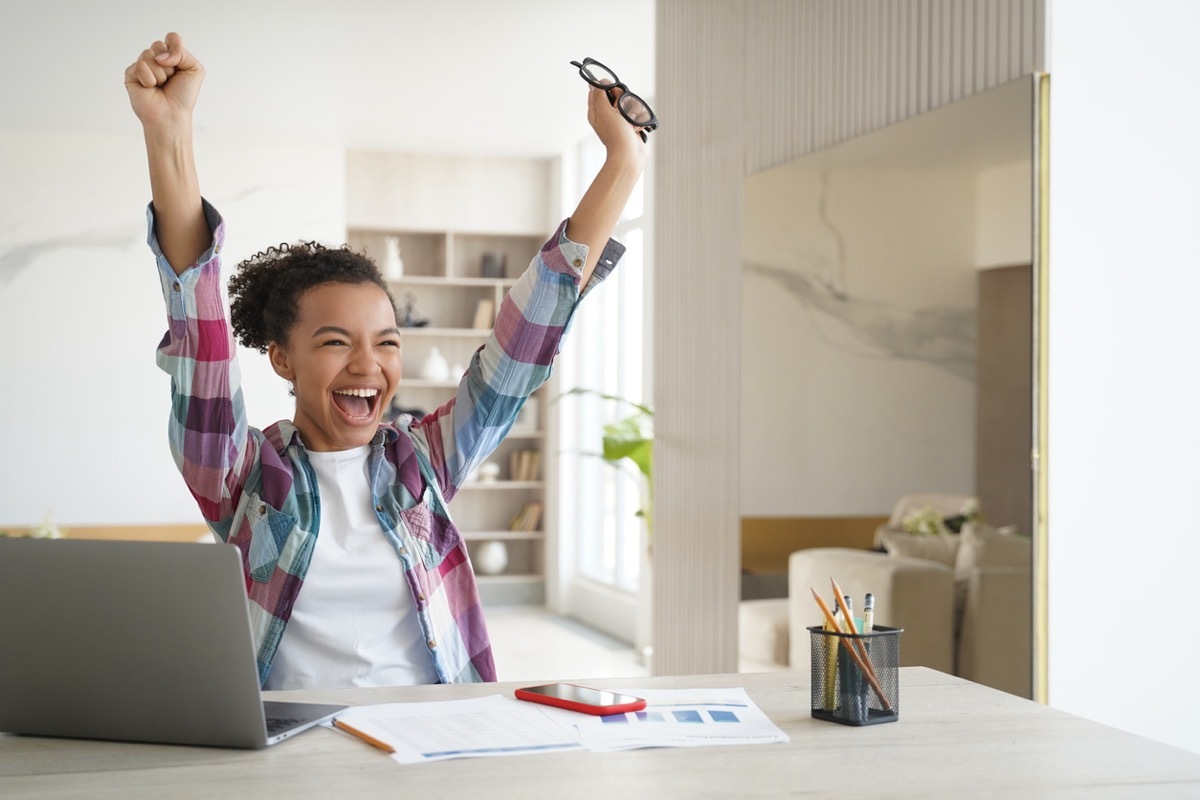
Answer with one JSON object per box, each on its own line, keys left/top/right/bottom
{"left": 738, "top": 599, "right": 791, "bottom": 666}
{"left": 954, "top": 522, "right": 1029, "bottom": 582}
{"left": 879, "top": 530, "right": 961, "bottom": 567}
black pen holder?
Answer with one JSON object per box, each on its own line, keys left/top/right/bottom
{"left": 808, "top": 625, "right": 902, "bottom": 726}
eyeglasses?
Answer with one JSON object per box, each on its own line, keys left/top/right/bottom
{"left": 570, "top": 57, "right": 658, "bottom": 143}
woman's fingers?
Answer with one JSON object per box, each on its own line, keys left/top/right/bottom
{"left": 126, "top": 34, "right": 196, "bottom": 94}
{"left": 153, "top": 36, "right": 176, "bottom": 67}
{"left": 125, "top": 54, "right": 162, "bottom": 89}
{"left": 587, "top": 85, "right": 642, "bottom": 151}
{"left": 141, "top": 48, "right": 173, "bottom": 86}
{"left": 155, "top": 32, "right": 202, "bottom": 76}
{"left": 126, "top": 32, "right": 204, "bottom": 130}
{"left": 163, "top": 31, "right": 185, "bottom": 58}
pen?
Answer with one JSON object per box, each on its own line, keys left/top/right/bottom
{"left": 830, "top": 579, "right": 877, "bottom": 680}
{"left": 333, "top": 718, "right": 395, "bottom": 754}
{"left": 862, "top": 593, "right": 874, "bottom": 634}
{"left": 822, "top": 597, "right": 840, "bottom": 710}
{"left": 810, "top": 587, "right": 892, "bottom": 711}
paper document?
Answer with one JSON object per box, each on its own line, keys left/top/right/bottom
{"left": 332, "top": 687, "right": 788, "bottom": 765}
{"left": 333, "top": 694, "right": 581, "bottom": 765}
{"left": 569, "top": 687, "right": 790, "bottom": 752}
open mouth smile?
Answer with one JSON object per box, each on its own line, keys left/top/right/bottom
{"left": 331, "top": 387, "right": 381, "bottom": 423}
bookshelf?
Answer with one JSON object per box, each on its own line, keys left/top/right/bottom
{"left": 347, "top": 226, "right": 550, "bottom": 605}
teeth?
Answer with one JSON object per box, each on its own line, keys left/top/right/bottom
{"left": 333, "top": 388, "right": 379, "bottom": 397}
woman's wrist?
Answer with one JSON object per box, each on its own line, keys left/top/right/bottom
{"left": 602, "top": 146, "right": 646, "bottom": 180}
{"left": 143, "top": 118, "right": 194, "bottom": 153}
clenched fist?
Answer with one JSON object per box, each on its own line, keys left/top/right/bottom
{"left": 124, "top": 32, "right": 204, "bottom": 133}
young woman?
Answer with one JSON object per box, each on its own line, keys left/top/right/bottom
{"left": 125, "top": 33, "right": 645, "bottom": 689}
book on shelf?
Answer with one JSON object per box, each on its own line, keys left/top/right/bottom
{"left": 508, "top": 449, "right": 541, "bottom": 482}
{"left": 508, "top": 501, "right": 543, "bottom": 533}
{"left": 473, "top": 298, "right": 495, "bottom": 330}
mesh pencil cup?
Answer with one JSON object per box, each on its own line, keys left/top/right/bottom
{"left": 808, "top": 625, "right": 902, "bottom": 726}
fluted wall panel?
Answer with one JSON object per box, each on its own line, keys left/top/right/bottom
{"left": 652, "top": 0, "right": 1044, "bottom": 675}
{"left": 742, "top": 0, "right": 1043, "bottom": 173}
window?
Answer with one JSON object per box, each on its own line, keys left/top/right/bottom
{"left": 558, "top": 136, "right": 652, "bottom": 629}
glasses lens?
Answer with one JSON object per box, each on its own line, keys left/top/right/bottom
{"left": 582, "top": 63, "right": 617, "bottom": 86}
{"left": 618, "top": 94, "right": 654, "bottom": 125}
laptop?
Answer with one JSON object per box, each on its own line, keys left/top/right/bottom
{"left": 0, "top": 537, "right": 345, "bottom": 748}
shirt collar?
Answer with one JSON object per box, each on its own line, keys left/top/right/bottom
{"left": 265, "top": 420, "right": 398, "bottom": 456}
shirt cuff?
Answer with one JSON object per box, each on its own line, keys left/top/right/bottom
{"left": 540, "top": 218, "right": 626, "bottom": 291}
{"left": 146, "top": 198, "right": 225, "bottom": 282}
{"left": 147, "top": 199, "right": 225, "bottom": 327}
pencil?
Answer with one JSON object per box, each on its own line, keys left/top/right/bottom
{"left": 830, "top": 578, "right": 875, "bottom": 671}
{"left": 333, "top": 718, "right": 396, "bottom": 754}
{"left": 810, "top": 588, "right": 892, "bottom": 712}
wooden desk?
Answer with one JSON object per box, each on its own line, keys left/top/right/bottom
{"left": 3, "top": 668, "right": 1199, "bottom": 798}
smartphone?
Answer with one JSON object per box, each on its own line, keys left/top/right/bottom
{"left": 514, "top": 682, "right": 646, "bottom": 716}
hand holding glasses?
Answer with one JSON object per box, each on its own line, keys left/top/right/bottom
{"left": 570, "top": 57, "right": 658, "bottom": 143}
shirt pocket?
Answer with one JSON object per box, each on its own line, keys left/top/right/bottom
{"left": 398, "top": 487, "right": 465, "bottom": 572}
{"left": 245, "top": 494, "right": 297, "bottom": 583}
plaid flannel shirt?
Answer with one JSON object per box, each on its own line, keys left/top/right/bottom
{"left": 150, "top": 201, "right": 622, "bottom": 686}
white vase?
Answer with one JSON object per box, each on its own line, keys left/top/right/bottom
{"left": 419, "top": 346, "right": 450, "bottom": 381}
{"left": 383, "top": 236, "right": 404, "bottom": 279}
{"left": 475, "top": 540, "right": 508, "bottom": 575}
{"left": 477, "top": 462, "right": 501, "bottom": 483}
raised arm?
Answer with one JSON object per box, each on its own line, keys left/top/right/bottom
{"left": 566, "top": 86, "right": 648, "bottom": 286}
{"left": 124, "top": 32, "right": 209, "bottom": 274}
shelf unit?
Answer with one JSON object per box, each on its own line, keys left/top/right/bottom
{"left": 348, "top": 226, "right": 550, "bottom": 605}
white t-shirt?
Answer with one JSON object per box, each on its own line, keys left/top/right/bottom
{"left": 263, "top": 445, "right": 438, "bottom": 689}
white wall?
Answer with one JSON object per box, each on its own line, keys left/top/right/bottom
{"left": 976, "top": 161, "right": 1032, "bottom": 267}
{"left": 0, "top": 129, "right": 344, "bottom": 526}
{"left": 1046, "top": 0, "right": 1200, "bottom": 754}
{"left": 346, "top": 152, "right": 553, "bottom": 233}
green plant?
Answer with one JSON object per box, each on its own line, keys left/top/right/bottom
{"left": 0, "top": 512, "right": 66, "bottom": 539}
{"left": 901, "top": 499, "right": 982, "bottom": 536}
{"left": 560, "top": 387, "right": 654, "bottom": 542}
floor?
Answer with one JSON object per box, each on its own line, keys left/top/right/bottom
{"left": 487, "top": 606, "right": 648, "bottom": 684}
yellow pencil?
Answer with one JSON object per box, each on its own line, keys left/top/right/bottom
{"left": 333, "top": 718, "right": 395, "bottom": 754}
{"left": 810, "top": 587, "right": 892, "bottom": 712}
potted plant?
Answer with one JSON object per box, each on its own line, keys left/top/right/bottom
{"left": 561, "top": 387, "right": 654, "bottom": 549}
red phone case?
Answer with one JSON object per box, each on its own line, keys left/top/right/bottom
{"left": 514, "top": 683, "right": 647, "bottom": 716}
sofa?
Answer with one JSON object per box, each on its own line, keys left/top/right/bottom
{"left": 739, "top": 522, "right": 1033, "bottom": 698}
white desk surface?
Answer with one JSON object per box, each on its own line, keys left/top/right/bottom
{"left": 3, "top": 668, "right": 1199, "bottom": 799}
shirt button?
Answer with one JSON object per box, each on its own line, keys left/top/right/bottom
{"left": 418, "top": 593, "right": 426, "bottom": 602}
{"left": 375, "top": 504, "right": 384, "bottom": 512}
{"left": 259, "top": 504, "right": 266, "bottom": 514}
{"left": 399, "top": 546, "right": 408, "bottom": 556}
{"left": 173, "top": 282, "right": 181, "bottom": 292}
{"left": 572, "top": 258, "right": 583, "bottom": 268}
{"left": 427, "top": 639, "right": 437, "bottom": 649}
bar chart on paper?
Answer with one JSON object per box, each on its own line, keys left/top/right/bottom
{"left": 572, "top": 688, "right": 790, "bottom": 751}
{"left": 331, "top": 688, "right": 789, "bottom": 764}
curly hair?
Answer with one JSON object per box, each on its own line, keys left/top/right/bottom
{"left": 227, "top": 241, "right": 399, "bottom": 353}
